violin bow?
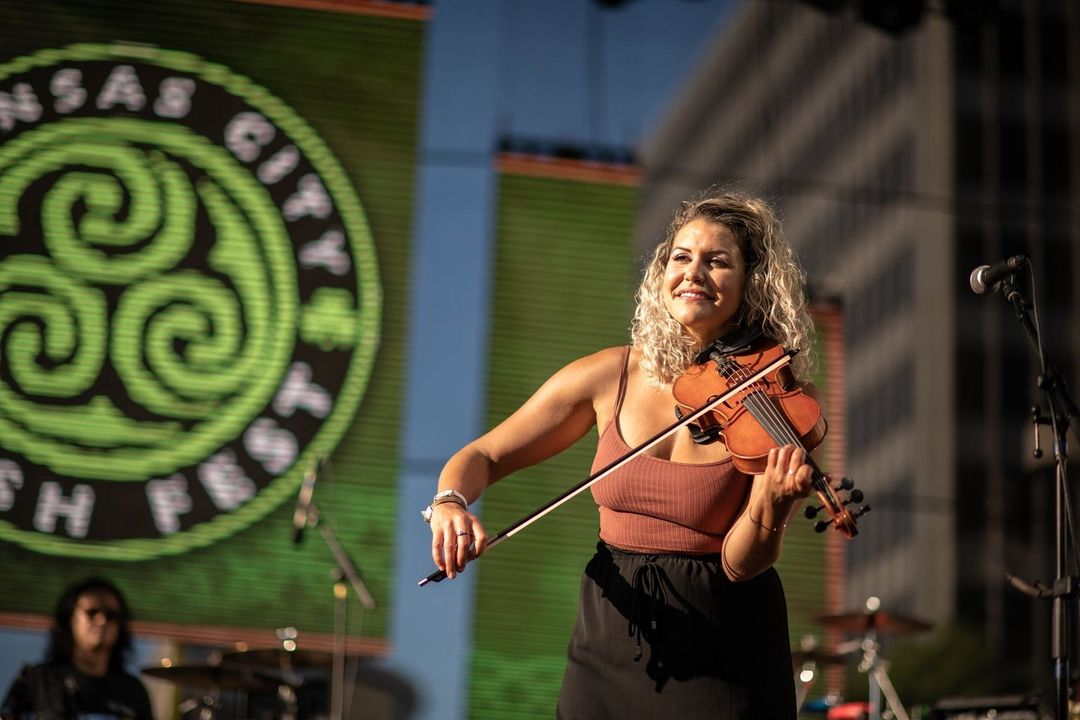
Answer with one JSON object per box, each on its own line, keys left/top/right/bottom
{"left": 419, "top": 349, "right": 798, "bottom": 586}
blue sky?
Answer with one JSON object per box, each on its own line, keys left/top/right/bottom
{"left": 433, "top": 0, "right": 733, "bottom": 151}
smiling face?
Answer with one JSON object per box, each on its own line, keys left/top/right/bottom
{"left": 661, "top": 219, "right": 747, "bottom": 346}
{"left": 71, "top": 590, "right": 122, "bottom": 657}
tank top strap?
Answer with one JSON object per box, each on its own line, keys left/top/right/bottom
{"left": 612, "top": 345, "right": 632, "bottom": 422}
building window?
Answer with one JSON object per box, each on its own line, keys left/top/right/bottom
{"left": 848, "top": 358, "right": 914, "bottom": 455}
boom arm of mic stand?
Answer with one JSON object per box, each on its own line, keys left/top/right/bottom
{"left": 307, "top": 502, "right": 376, "bottom": 610}
{"left": 1000, "top": 279, "right": 1080, "bottom": 445}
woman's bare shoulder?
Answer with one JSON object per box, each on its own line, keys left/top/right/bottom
{"left": 552, "top": 345, "right": 624, "bottom": 374}
{"left": 551, "top": 346, "right": 630, "bottom": 396}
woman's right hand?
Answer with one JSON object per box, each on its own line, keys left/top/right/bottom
{"left": 429, "top": 502, "right": 489, "bottom": 580}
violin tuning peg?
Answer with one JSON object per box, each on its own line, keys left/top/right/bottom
{"left": 804, "top": 503, "right": 824, "bottom": 519}
{"left": 852, "top": 505, "right": 871, "bottom": 520}
{"left": 844, "top": 489, "right": 864, "bottom": 505}
{"left": 814, "top": 518, "right": 833, "bottom": 533}
{"left": 833, "top": 476, "right": 854, "bottom": 491}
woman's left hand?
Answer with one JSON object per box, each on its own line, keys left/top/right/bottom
{"left": 760, "top": 444, "right": 813, "bottom": 506}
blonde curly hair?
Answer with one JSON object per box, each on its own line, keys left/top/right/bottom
{"left": 630, "top": 190, "right": 815, "bottom": 386}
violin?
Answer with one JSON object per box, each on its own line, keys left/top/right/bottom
{"left": 672, "top": 335, "right": 869, "bottom": 538}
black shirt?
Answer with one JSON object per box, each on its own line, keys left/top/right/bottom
{"left": 1, "top": 662, "right": 153, "bottom": 720}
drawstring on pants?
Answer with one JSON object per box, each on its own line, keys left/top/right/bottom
{"left": 628, "top": 560, "right": 667, "bottom": 662}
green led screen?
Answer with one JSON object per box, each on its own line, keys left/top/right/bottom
{"left": 468, "top": 171, "right": 640, "bottom": 718}
{"left": 0, "top": 0, "right": 422, "bottom": 643}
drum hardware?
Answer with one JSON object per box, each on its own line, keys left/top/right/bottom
{"left": 930, "top": 694, "right": 1040, "bottom": 719}
{"left": 819, "top": 597, "right": 934, "bottom": 720}
{"left": 793, "top": 635, "right": 848, "bottom": 714}
{"left": 142, "top": 661, "right": 298, "bottom": 719}
{"left": 221, "top": 644, "right": 337, "bottom": 720}
{"left": 176, "top": 694, "right": 222, "bottom": 720}
{"left": 792, "top": 647, "right": 851, "bottom": 667}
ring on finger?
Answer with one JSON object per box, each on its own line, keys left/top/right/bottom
{"left": 456, "top": 530, "right": 473, "bottom": 537}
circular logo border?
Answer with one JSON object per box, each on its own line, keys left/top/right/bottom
{"left": 0, "top": 42, "right": 382, "bottom": 560}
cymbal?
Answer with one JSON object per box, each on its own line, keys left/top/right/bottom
{"left": 816, "top": 609, "right": 933, "bottom": 637}
{"left": 221, "top": 647, "right": 334, "bottom": 670}
{"left": 791, "top": 647, "right": 850, "bottom": 666}
{"left": 142, "top": 664, "right": 282, "bottom": 690}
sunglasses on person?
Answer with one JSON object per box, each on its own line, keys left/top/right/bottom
{"left": 81, "top": 606, "right": 122, "bottom": 622}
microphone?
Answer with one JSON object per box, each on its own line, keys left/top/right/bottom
{"left": 969, "top": 254, "right": 1028, "bottom": 295}
{"left": 292, "top": 460, "right": 319, "bottom": 544}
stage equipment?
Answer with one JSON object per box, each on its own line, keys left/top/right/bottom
{"left": 971, "top": 256, "right": 1080, "bottom": 720}
{"left": 819, "top": 597, "right": 933, "bottom": 720}
{"left": 291, "top": 459, "right": 375, "bottom": 720}
{"left": 930, "top": 694, "right": 1040, "bottom": 719}
{"left": 793, "top": 634, "right": 849, "bottom": 713}
{"left": 816, "top": 608, "right": 932, "bottom": 637}
{"left": 143, "top": 662, "right": 292, "bottom": 719}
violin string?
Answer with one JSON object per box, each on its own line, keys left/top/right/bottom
{"left": 722, "top": 359, "right": 813, "bottom": 457}
{"left": 723, "top": 361, "right": 789, "bottom": 443}
{"left": 724, "top": 363, "right": 820, "bottom": 467}
{"left": 723, "top": 367, "right": 849, "bottom": 525}
{"left": 729, "top": 363, "right": 805, "bottom": 451}
{"left": 724, "top": 359, "right": 840, "bottom": 505}
{"left": 723, "top": 360, "right": 802, "bottom": 448}
{"left": 744, "top": 390, "right": 834, "bottom": 498}
{"left": 736, "top": 367, "right": 852, "bottom": 526}
{"left": 747, "top": 388, "right": 839, "bottom": 506}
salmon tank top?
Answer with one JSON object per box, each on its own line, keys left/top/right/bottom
{"left": 589, "top": 346, "right": 752, "bottom": 554}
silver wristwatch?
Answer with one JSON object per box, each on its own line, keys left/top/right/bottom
{"left": 421, "top": 489, "right": 468, "bottom": 523}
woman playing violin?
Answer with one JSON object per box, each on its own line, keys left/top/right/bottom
{"left": 426, "top": 190, "right": 818, "bottom": 719}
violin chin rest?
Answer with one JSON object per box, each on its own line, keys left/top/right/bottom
{"left": 687, "top": 422, "right": 723, "bottom": 445}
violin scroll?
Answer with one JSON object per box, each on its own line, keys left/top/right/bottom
{"left": 801, "top": 476, "right": 869, "bottom": 538}
{"left": 810, "top": 489, "right": 870, "bottom": 538}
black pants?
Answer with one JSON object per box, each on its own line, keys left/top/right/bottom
{"left": 556, "top": 542, "right": 796, "bottom": 720}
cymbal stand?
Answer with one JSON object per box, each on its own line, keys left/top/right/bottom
{"left": 332, "top": 572, "right": 347, "bottom": 720}
{"left": 304, "top": 499, "right": 375, "bottom": 720}
{"left": 856, "top": 630, "right": 909, "bottom": 720}
{"left": 267, "top": 631, "right": 301, "bottom": 720}
{"left": 794, "top": 665, "right": 812, "bottom": 712}
{"left": 794, "top": 660, "right": 822, "bottom": 712}
{"left": 793, "top": 635, "right": 841, "bottom": 713}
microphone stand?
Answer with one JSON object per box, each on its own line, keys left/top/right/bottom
{"left": 303, "top": 499, "right": 375, "bottom": 719}
{"left": 997, "top": 273, "right": 1080, "bottom": 720}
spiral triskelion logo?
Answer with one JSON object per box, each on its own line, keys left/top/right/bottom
{"left": 0, "top": 44, "right": 380, "bottom": 559}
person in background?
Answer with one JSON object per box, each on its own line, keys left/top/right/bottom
{"left": 424, "top": 189, "right": 819, "bottom": 719}
{"left": 1, "top": 577, "right": 153, "bottom": 720}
